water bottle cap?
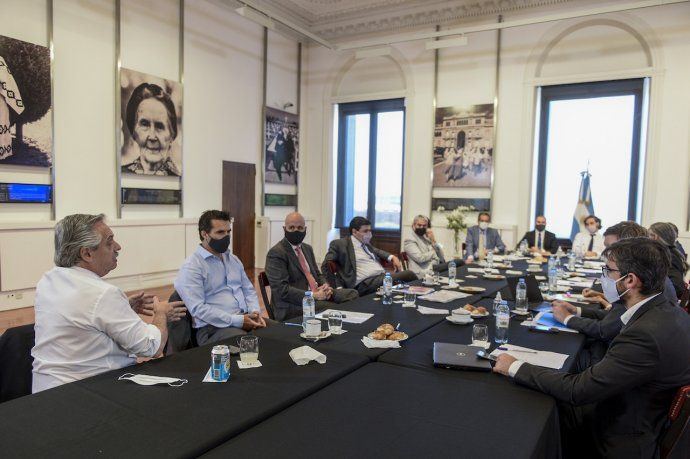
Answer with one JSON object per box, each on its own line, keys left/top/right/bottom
{"left": 305, "top": 291, "right": 312, "bottom": 296}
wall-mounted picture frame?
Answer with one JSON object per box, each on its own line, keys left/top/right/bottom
{"left": 432, "top": 104, "right": 494, "bottom": 188}
{"left": 432, "top": 197, "right": 491, "bottom": 212}
{"left": 264, "top": 107, "right": 298, "bottom": 185}
{"left": 0, "top": 35, "right": 52, "bottom": 167}
{"left": 120, "top": 68, "right": 182, "bottom": 177}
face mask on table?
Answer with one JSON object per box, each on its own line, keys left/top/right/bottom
{"left": 118, "top": 373, "right": 187, "bottom": 387}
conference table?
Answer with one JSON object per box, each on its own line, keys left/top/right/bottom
{"left": 1, "top": 257, "right": 596, "bottom": 458}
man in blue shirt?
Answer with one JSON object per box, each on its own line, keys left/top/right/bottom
{"left": 464, "top": 212, "right": 506, "bottom": 261}
{"left": 175, "top": 210, "right": 266, "bottom": 346}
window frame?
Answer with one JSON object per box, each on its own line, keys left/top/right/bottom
{"left": 535, "top": 78, "right": 645, "bottom": 225}
{"left": 335, "top": 98, "right": 406, "bottom": 231}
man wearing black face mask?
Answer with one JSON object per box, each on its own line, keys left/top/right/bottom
{"left": 517, "top": 215, "right": 558, "bottom": 255}
{"left": 403, "top": 215, "right": 448, "bottom": 276}
{"left": 265, "top": 212, "right": 358, "bottom": 321}
{"left": 175, "top": 210, "right": 266, "bottom": 346}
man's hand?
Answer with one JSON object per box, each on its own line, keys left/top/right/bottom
{"left": 492, "top": 354, "right": 518, "bottom": 376}
{"left": 129, "top": 291, "right": 155, "bottom": 316}
{"left": 152, "top": 296, "right": 173, "bottom": 318}
{"left": 584, "top": 251, "right": 597, "bottom": 258}
{"left": 426, "top": 229, "right": 436, "bottom": 244}
{"left": 529, "top": 246, "right": 539, "bottom": 253}
{"left": 241, "top": 314, "right": 264, "bottom": 331}
{"left": 313, "top": 285, "right": 331, "bottom": 301}
{"left": 582, "top": 288, "right": 604, "bottom": 299}
{"left": 552, "top": 300, "right": 576, "bottom": 323}
{"left": 466, "top": 255, "right": 475, "bottom": 263}
{"left": 164, "top": 301, "right": 187, "bottom": 322}
{"left": 248, "top": 312, "right": 267, "bottom": 328}
{"left": 390, "top": 256, "right": 402, "bottom": 272}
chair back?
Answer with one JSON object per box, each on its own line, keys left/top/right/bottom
{"left": 399, "top": 252, "right": 409, "bottom": 271}
{"left": 167, "top": 291, "right": 197, "bottom": 353}
{"left": 661, "top": 385, "right": 690, "bottom": 458}
{"left": 0, "top": 324, "right": 35, "bottom": 403}
{"left": 257, "top": 272, "right": 276, "bottom": 320}
{"left": 326, "top": 260, "right": 344, "bottom": 288}
{"left": 556, "top": 238, "right": 573, "bottom": 252}
{"left": 679, "top": 286, "right": 689, "bottom": 314}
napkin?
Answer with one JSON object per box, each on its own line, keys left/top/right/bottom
{"left": 237, "top": 360, "right": 262, "bottom": 369}
{"left": 506, "top": 270, "right": 523, "bottom": 275}
{"left": 466, "top": 275, "right": 478, "bottom": 279}
{"left": 203, "top": 367, "right": 229, "bottom": 383}
{"left": 361, "top": 336, "right": 401, "bottom": 348}
{"left": 417, "top": 305, "right": 450, "bottom": 315}
{"left": 289, "top": 346, "right": 327, "bottom": 366}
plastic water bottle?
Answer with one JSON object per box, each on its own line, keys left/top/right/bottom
{"left": 515, "top": 278, "right": 528, "bottom": 313}
{"left": 448, "top": 260, "right": 457, "bottom": 286}
{"left": 548, "top": 257, "right": 558, "bottom": 294}
{"left": 519, "top": 239, "right": 528, "bottom": 255}
{"left": 556, "top": 245, "right": 564, "bottom": 258}
{"left": 567, "top": 251, "right": 576, "bottom": 271}
{"left": 302, "top": 291, "right": 315, "bottom": 330}
{"left": 495, "top": 301, "right": 510, "bottom": 344}
{"left": 492, "top": 291, "right": 502, "bottom": 315}
{"left": 382, "top": 272, "right": 393, "bottom": 305}
{"left": 555, "top": 256, "right": 564, "bottom": 279}
{"left": 487, "top": 250, "right": 494, "bottom": 268}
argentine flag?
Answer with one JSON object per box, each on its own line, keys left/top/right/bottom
{"left": 570, "top": 171, "right": 595, "bottom": 240}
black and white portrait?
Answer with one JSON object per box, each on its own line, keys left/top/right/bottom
{"left": 120, "top": 68, "right": 182, "bottom": 177}
{"left": 265, "top": 107, "right": 298, "bottom": 185}
{"left": 432, "top": 104, "right": 494, "bottom": 188}
{"left": 0, "top": 35, "right": 52, "bottom": 167}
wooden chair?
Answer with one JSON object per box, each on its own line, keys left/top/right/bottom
{"left": 660, "top": 385, "right": 690, "bottom": 458}
{"left": 399, "top": 252, "right": 409, "bottom": 271}
{"left": 326, "top": 260, "right": 344, "bottom": 288}
{"left": 258, "top": 272, "right": 276, "bottom": 320}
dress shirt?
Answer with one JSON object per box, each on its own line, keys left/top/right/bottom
{"left": 174, "top": 245, "right": 260, "bottom": 329}
{"left": 291, "top": 243, "right": 319, "bottom": 291}
{"left": 32, "top": 266, "right": 161, "bottom": 393}
{"left": 534, "top": 230, "right": 545, "bottom": 250}
{"left": 509, "top": 292, "right": 661, "bottom": 377}
{"left": 572, "top": 231, "right": 604, "bottom": 255}
{"left": 351, "top": 235, "right": 387, "bottom": 286}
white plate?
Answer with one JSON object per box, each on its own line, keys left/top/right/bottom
{"left": 300, "top": 331, "right": 332, "bottom": 341}
{"left": 446, "top": 316, "right": 474, "bottom": 325}
{"left": 367, "top": 331, "right": 408, "bottom": 341}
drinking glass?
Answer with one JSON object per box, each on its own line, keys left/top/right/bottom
{"left": 403, "top": 292, "right": 416, "bottom": 307}
{"left": 328, "top": 311, "right": 343, "bottom": 333}
{"left": 238, "top": 335, "right": 259, "bottom": 363}
{"left": 539, "top": 282, "right": 549, "bottom": 294}
{"left": 472, "top": 324, "right": 489, "bottom": 348}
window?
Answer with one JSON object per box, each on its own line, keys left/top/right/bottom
{"left": 533, "top": 79, "right": 647, "bottom": 237}
{"left": 335, "top": 98, "right": 405, "bottom": 230}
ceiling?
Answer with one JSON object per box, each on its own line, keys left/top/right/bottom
{"left": 228, "top": 0, "right": 582, "bottom": 41}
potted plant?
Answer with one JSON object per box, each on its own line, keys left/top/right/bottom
{"left": 439, "top": 205, "right": 474, "bottom": 256}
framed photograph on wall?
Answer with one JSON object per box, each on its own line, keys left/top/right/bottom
{"left": 432, "top": 104, "right": 494, "bottom": 188}
{"left": 264, "top": 107, "right": 298, "bottom": 185}
{"left": 0, "top": 35, "right": 52, "bottom": 167}
{"left": 120, "top": 68, "right": 182, "bottom": 177}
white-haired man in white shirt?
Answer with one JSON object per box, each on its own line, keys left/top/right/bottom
{"left": 31, "top": 214, "right": 186, "bottom": 393}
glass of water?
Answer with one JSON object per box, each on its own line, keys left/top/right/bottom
{"left": 238, "top": 335, "right": 259, "bottom": 363}
{"left": 472, "top": 324, "right": 489, "bottom": 348}
{"left": 403, "top": 292, "right": 416, "bottom": 307}
{"left": 328, "top": 311, "right": 343, "bottom": 333}
{"left": 539, "top": 282, "right": 549, "bottom": 295}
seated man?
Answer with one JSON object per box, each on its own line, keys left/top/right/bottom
{"left": 265, "top": 212, "right": 358, "bottom": 321}
{"left": 571, "top": 215, "right": 604, "bottom": 257}
{"left": 464, "top": 212, "right": 506, "bottom": 261}
{"left": 175, "top": 210, "right": 267, "bottom": 346}
{"left": 517, "top": 215, "right": 558, "bottom": 255}
{"left": 494, "top": 238, "right": 690, "bottom": 458}
{"left": 322, "top": 217, "right": 417, "bottom": 296}
{"left": 32, "top": 214, "right": 185, "bottom": 393}
{"left": 403, "top": 215, "right": 449, "bottom": 276}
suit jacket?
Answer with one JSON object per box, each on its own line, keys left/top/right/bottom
{"left": 517, "top": 230, "right": 558, "bottom": 254}
{"left": 567, "top": 303, "right": 624, "bottom": 342}
{"left": 403, "top": 233, "right": 445, "bottom": 276}
{"left": 514, "top": 294, "right": 690, "bottom": 458}
{"left": 265, "top": 239, "right": 327, "bottom": 321}
{"left": 322, "top": 237, "right": 390, "bottom": 289}
{"left": 465, "top": 225, "right": 506, "bottom": 258}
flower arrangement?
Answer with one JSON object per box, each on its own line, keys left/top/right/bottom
{"left": 438, "top": 205, "right": 474, "bottom": 255}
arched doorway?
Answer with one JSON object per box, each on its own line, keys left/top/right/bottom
{"left": 456, "top": 131, "right": 466, "bottom": 149}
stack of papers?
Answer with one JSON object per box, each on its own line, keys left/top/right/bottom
{"left": 417, "top": 305, "right": 450, "bottom": 315}
{"left": 467, "top": 267, "right": 499, "bottom": 274}
{"left": 419, "top": 290, "right": 473, "bottom": 303}
{"left": 315, "top": 310, "right": 373, "bottom": 324}
{"left": 392, "top": 286, "right": 435, "bottom": 295}
{"left": 490, "top": 344, "right": 569, "bottom": 369}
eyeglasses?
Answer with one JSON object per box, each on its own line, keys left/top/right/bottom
{"left": 601, "top": 266, "right": 621, "bottom": 278}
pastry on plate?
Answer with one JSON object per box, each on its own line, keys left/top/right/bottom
{"left": 368, "top": 331, "right": 387, "bottom": 340}
{"left": 387, "top": 331, "right": 406, "bottom": 341}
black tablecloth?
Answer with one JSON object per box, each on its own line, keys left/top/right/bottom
{"left": 201, "top": 362, "right": 562, "bottom": 459}
{"left": 2, "top": 336, "right": 369, "bottom": 458}
{"left": 378, "top": 297, "right": 585, "bottom": 379}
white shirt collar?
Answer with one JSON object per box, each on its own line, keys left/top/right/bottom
{"left": 620, "top": 292, "right": 661, "bottom": 325}
{"left": 71, "top": 265, "right": 102, "bottom": 279}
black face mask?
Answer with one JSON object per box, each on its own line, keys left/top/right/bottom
{"left": 535, "top": 224, "right": 546, "bottom": 232}
{"left": 284, "top": 230, "right": 306, "bottom": 245}
{"left": 208, "top": 235, "right": 230, "bottom": 253}
{"left": 414, "top": 227, "right": 427, "bottom": 237}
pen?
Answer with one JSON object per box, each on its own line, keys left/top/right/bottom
{"left": 498, "top": 346, "right": 538, "bottom": 353}
{"left": 284, "top": 322, "right": 303, "bottom": 327}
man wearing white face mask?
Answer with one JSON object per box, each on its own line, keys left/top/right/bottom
{"left": 322, "top": 216, "right": 417, "bottom": 296}
{"left": 464, "top": 212, "right": 506, "bottom": 262}
{"left": 572, "top": 215, "right": 604, "bottom": 257}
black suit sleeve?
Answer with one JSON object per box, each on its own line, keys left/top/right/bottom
{"left": 370, "top": 245, "right": 392, "bottom": 263}
{"left": 265, "top": 248, "right": 307, "bottom": 309}
{"left": 516, "top": 232, "right": 530, "bottom": 249}
{"left": 514, "top": 326, "right": 659, "bottom": 406}
{"left": 567, "top": 308, "right": 623, "bottom": 341}
{"left": 305, "top": 246, "right": 327, "bottom": 286}
{"left": 546, "top": 233, "right": 559, "bottom": 254}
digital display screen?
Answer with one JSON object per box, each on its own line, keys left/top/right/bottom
{"left": 122, "top": 188, "right": 181, "bottom": 205}
{"left": 0, "top": 183, "right": 53, "bottom": 203}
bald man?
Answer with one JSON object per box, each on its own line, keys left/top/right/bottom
{"left": 265, "top": 212, "right": 359, "bottom": 321}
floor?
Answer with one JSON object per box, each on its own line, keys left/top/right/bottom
{"left": 0, "top": 268, "right": 267, "bottom": 335}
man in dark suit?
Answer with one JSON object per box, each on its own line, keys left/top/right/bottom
{"left": 322, "top": 217, "right": 417, "bottom": 296}
{"left": 265, "top": 212, "right": 358, "bottom": 321}
{"left": 494, "top": 238, "right": 690, "bottom": 458}
{"left": 517, "top": 215, "right": 559, "bottom": 254}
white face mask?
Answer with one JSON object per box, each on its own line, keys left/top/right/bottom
{"left": 119, "top": 373, "right": 188, "bottom": 387}
{"left": 587, "top": 225, "right": 598, "bottom": 234}
{"left": 361, "top": 232, "right": 372, "bottom": 245}
{"left": 600, "top": 273, "right": 629, "bottom": 303}
{"left": 479, "top": 222, "right": 489, "bottom": 230}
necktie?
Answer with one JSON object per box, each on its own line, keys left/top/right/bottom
{"left": 587, "top": 234, "right": 594, "bottom": 252}
{"left": 478, "top": 231, "right": 486, "bottom": 260}
{"left": 362, "top": 243, "right": 377, "bottom": 261}
{"left": 295, "top": 246, "right": 319, "bottom": 292}
{"left": 537, "top": 232, "right": 542, "bottom": 250}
